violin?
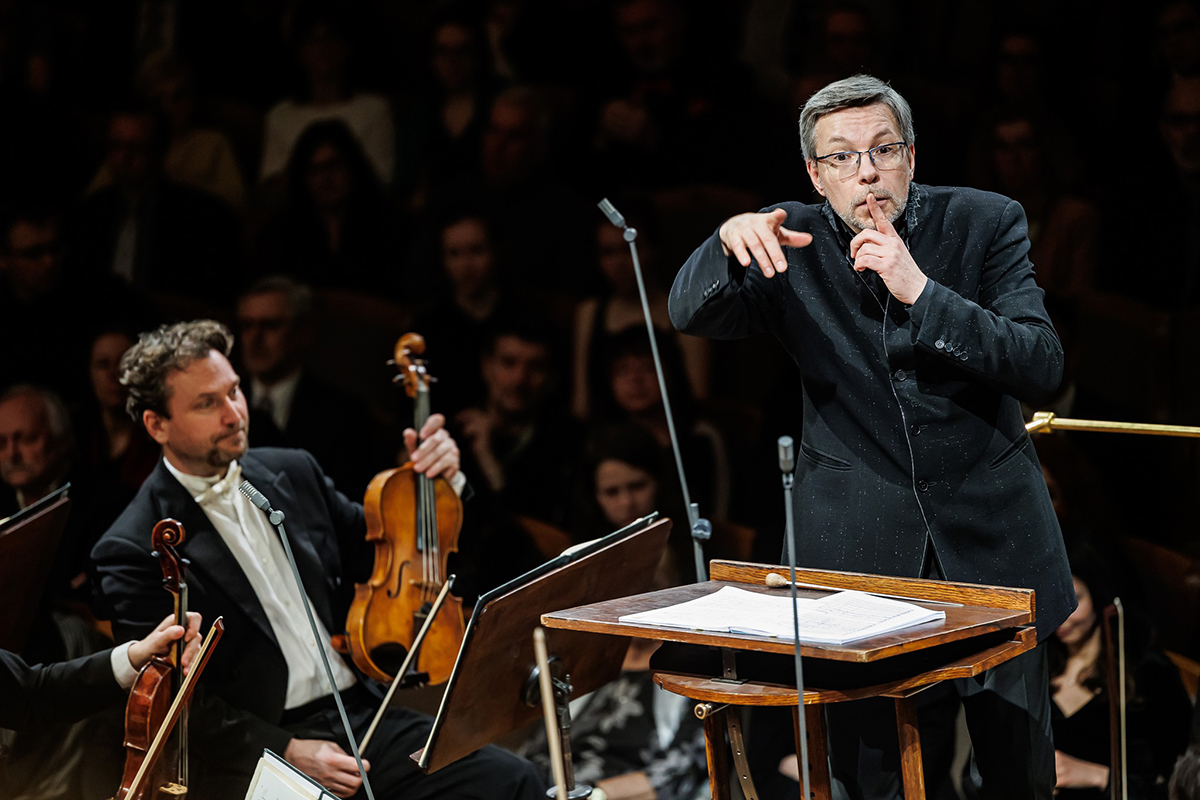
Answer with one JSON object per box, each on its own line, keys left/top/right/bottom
{"left": 342, "top": 333, "right": 465, "bottom": 684}
{"left": 114, "top": 519, "right": 221, "bottom": 800}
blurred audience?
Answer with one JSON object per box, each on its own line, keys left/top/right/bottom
{"left": 572, "top": 200, "right": 709, "bottom": 419}
{"left": 414, "top": 208, "right": 507, "bottom": 416}
{"left": 252, "top": 119, "right": 405, "bottom": 296}
{"left": 592, "top": 326, "right": 729, "bottom": 523}
{"left": 455, "top": 309, "right": 581, "bottom": 528}
{"left": 89, "top": 52, "right": 245, "bottom": 210}
{"left": 1047, "top": 539, "right": 1190, "bottom": 799}
{"left": 259, "top": 4, "right": 394, "bottom": 186}
{"left": 236, "top": 276, "right": 378, "bottom": 497}
{"left": 66, "top": 103, "right": 241, "bottom": 302}
{"left": 75, "top": 328, "right": 158, "bottom": 492}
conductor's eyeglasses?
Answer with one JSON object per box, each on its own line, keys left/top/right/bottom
{"left": 814, "top": 142, "right": 909, "bottom": 178}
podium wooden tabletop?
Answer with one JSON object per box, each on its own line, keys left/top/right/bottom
{"left": 541, "top": 573, "right": 1034, "bottom": 664}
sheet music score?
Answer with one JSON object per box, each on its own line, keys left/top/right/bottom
{"left": 618, "top": 585, "right": 945, "bottom": 644}
{"left": 245, "top": 750, "right": 336, "bottom": 800}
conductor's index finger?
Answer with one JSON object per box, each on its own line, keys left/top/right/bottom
{"left": 867, "top": 195, "right": 895, "bottom": 234}
{"left": 778, "top": 227, "right": 813, "bottom": 248}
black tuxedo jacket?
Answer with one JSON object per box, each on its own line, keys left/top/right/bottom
{"left": 669, "top": 184, "right": 1075, "bottom": 638}
{"left": 91, "top": 448, "right": 370, "bottom": 779}
{"left": 0, "top": 649, "right": 123, "bottom": 732}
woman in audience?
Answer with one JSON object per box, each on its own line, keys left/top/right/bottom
{"left": 591, "top": 326, "right": 729, "bottom": 524}
{"left": 259, "top": 5, "right": 394, "bottom": 185}
{"left": 572, "top": 201, "right": 708, "bottom": 420}
{"left": 253, "top": 119, "right": 403, "bottom": 296}
{"left": 1047, "top": 539, "right": 1191, "bottom": 799}
{"left": 414, "top": 208, "right": 506, "bottom": 416}
{"left": 394, "top": 11, "right": 500, "bottom": 210}
{"left": 75, "top": 328, "right": 158, "bottom": 491}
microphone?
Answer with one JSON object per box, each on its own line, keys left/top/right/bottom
{"left": 777, "top": 436, "right": 795, "bottom": 474}
{"left": 597, "top": 198, "right": 626, "bottom": 229}
{"left": 239, "top": 480, "right": 284, "bottom": 525}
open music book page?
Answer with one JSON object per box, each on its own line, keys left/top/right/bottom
{"left": 245, "top": 750, "right": 337, "bottom": 800}
{"left": 618, "top": 586, "right": 945, "bottom": 645}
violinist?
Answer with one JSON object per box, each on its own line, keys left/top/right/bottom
{"left": 92, "top": 320, "right": 545, "bottom": 799}
{"left": 1, "top": 611, "right": 201, "bottom": 732}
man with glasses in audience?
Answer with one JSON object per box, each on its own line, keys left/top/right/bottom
{"left": 669, "top": 74, "right": 1074, "bottom": 799}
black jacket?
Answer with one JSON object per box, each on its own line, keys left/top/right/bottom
{"left": 669, "top": 184, "right": 1075, "bottom": 638}
{"left": 0, "top": 649, "right": 123, "bottom": 732}
{"left": 91, "top": 448, "right": 368, "bottom": 783}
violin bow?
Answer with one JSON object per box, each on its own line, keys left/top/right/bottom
{"left": 359, "top": 577, "right": 455, "bottom": 754}
{"left": 122, "top": 618, "right": 225, "bottom": 800}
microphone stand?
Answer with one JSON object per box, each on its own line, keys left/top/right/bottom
{"left": 239, "top": 481, "right": 375, "bottom": 800}
{"left": 778, "top": 436, "right": 811, "bottom": 800}
{"left": 597, "top": 198, "right": 710, "bottom": 582}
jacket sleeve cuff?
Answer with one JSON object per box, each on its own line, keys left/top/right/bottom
{"left": 110, "top": 641, "right": 140, "bottom": 691}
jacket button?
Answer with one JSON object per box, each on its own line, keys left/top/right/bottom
{"left": 934, "top": 339, "right": 945, "bottom": 350}
{"left": 917, "top": 479, "right": 929, "bottom": 492}
{"left": 958, "top": 352, "right": 968, "bottom": 361}
{"left": 910, "top": 424, "right": 922, "bottom": 436}
{"left": 893, "top": 369, "right": 908, "bottom": 382}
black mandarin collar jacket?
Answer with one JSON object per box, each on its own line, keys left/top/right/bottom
{"left": 669, "top": 184, "right": 1075, "bottom": 638}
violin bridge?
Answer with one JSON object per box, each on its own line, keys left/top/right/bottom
{"left": 157, "top": 783, "right": 187, "bottom": 797}
{"left": 407, "top": 579, "right": 442, "bottom": 591}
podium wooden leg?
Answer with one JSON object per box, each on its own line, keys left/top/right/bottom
{"left": 702, "top": 706, "right": 731, "bottom": 800}
{"left": 895, "top": 697, "right": 926, "bottom": 800}
{"left": 793, "top": 704, "right": 832, "bottom": 800}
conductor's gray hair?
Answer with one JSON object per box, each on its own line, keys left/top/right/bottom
{"left": 798, "top": 74, "right": 915, "bottom": 162}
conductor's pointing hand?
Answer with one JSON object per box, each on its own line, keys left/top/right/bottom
{"left": 719, "top": 208, "right": 813, "bottom": 278}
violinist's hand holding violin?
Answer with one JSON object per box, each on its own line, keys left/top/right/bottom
{"left": 127, "top": 611, "right": 203, "bottom": 674}
{"left": 403, "top": 412, "right": 460, "bottom": 480}
{"left": 285, "top": 739, "right": 368, "bottom": 798}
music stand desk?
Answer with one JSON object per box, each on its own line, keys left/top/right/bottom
{"left": 541, "top": 559, "right": 1037, "bottom": 800}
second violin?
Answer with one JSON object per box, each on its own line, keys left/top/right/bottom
{"left": 343, "top": 333, "right": 465, "bottom": 684}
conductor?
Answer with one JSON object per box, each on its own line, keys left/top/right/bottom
{"left": 668, "top": 74, "right": 1074, "bottom": 799}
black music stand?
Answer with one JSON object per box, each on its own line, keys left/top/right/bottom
{"left": 412, "top": 515, "right": 672, "bottom": 774}
{"left": 0, "top": 485, "right": 72, "bottom": 651}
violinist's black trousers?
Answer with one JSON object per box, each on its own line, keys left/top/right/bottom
{"left": 280, "top": 683, "right": 547, "bottom": 800}
{"left": 824, "top": 644, "right": 1055, "bottom": 800}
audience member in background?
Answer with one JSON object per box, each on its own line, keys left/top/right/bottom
{"left": 1099, "top": 76, "right": 1200, "bottom": 310}
{"left": 1047, "top": 538, "right": 1190, "bottom": 799}
{"left": 572, "top": 200, "right": 708, "bottom": 419}
{"left": 592, "top": 327, "right": 728, "bottom": 526}
{"left": 0, "top": 204, "right": 97, "bottom": 397}
{"left": 259, "top": 4, "right": 394, "bottom": 185}
{"left": 592, "top": 0, "right": 768, "bottom": 192}
{"left": 437, "top": 86, "right": 593, "bottom": 298}
{"left": 1157, "top": 3, "right": 1200, "bottom": 81}
{"left": 971, "top": 111, "right": 1098, "bottom": 304}
{"left": 455, "top": 310, "right": 581, "bottom": 528}
{"left": 89, "top": 52, "right": 245, "bottom": 209}
{"left": 67, "top": 103, "right": 241, "bottom": 302}
{"left": 75, "top": 328, "right": 159, "bottom": 491}
{"left": 236, "top": 276, "right": 378, "bottom": 497}
{"left": 253, "top": 119, "right": 404, "bottom": 296}
{"left": 414, "top": 209, "right": 507, "bottom": 416}
{"left": 0, "top": 385, "right": 130, "bottom": 603}
{"left": 522, "top": 458, "right": 704, "bottom": 800}
{"left": 395, "top": 12, "right": 499, "bottom": 210}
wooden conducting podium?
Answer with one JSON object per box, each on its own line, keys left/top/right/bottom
{"left": 542, "top": 559, "right": 1037, "bottom": 800}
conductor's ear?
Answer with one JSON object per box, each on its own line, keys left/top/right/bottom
{"left": 144, "top": 409, "right": 169, "bottom": 446}
{"left": 806, "top": 160, "right": 826, "bottom": 198}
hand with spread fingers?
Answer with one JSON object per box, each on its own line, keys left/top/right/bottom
{"left": 849, "top": 194, "right": 927, "bottom": 305}
{"left": 718, "top": 208, "right": 814, "bottom": 278}
{"left": 403, "top": 412, "right": 460, "bottom": 481}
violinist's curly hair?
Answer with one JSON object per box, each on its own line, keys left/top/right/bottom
{"left": 120, "top": 320, "right": 233, "bottom": 421}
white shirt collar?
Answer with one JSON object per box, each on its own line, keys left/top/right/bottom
{"left": 162, "top": 457, "right": 242, "bottom": 504}
{"left": 251, "top": 370, "right": 302, "bottom": 431}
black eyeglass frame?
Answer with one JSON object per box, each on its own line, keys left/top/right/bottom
{"left": 813, "top": 141, "right": 910, "bottom": 174}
